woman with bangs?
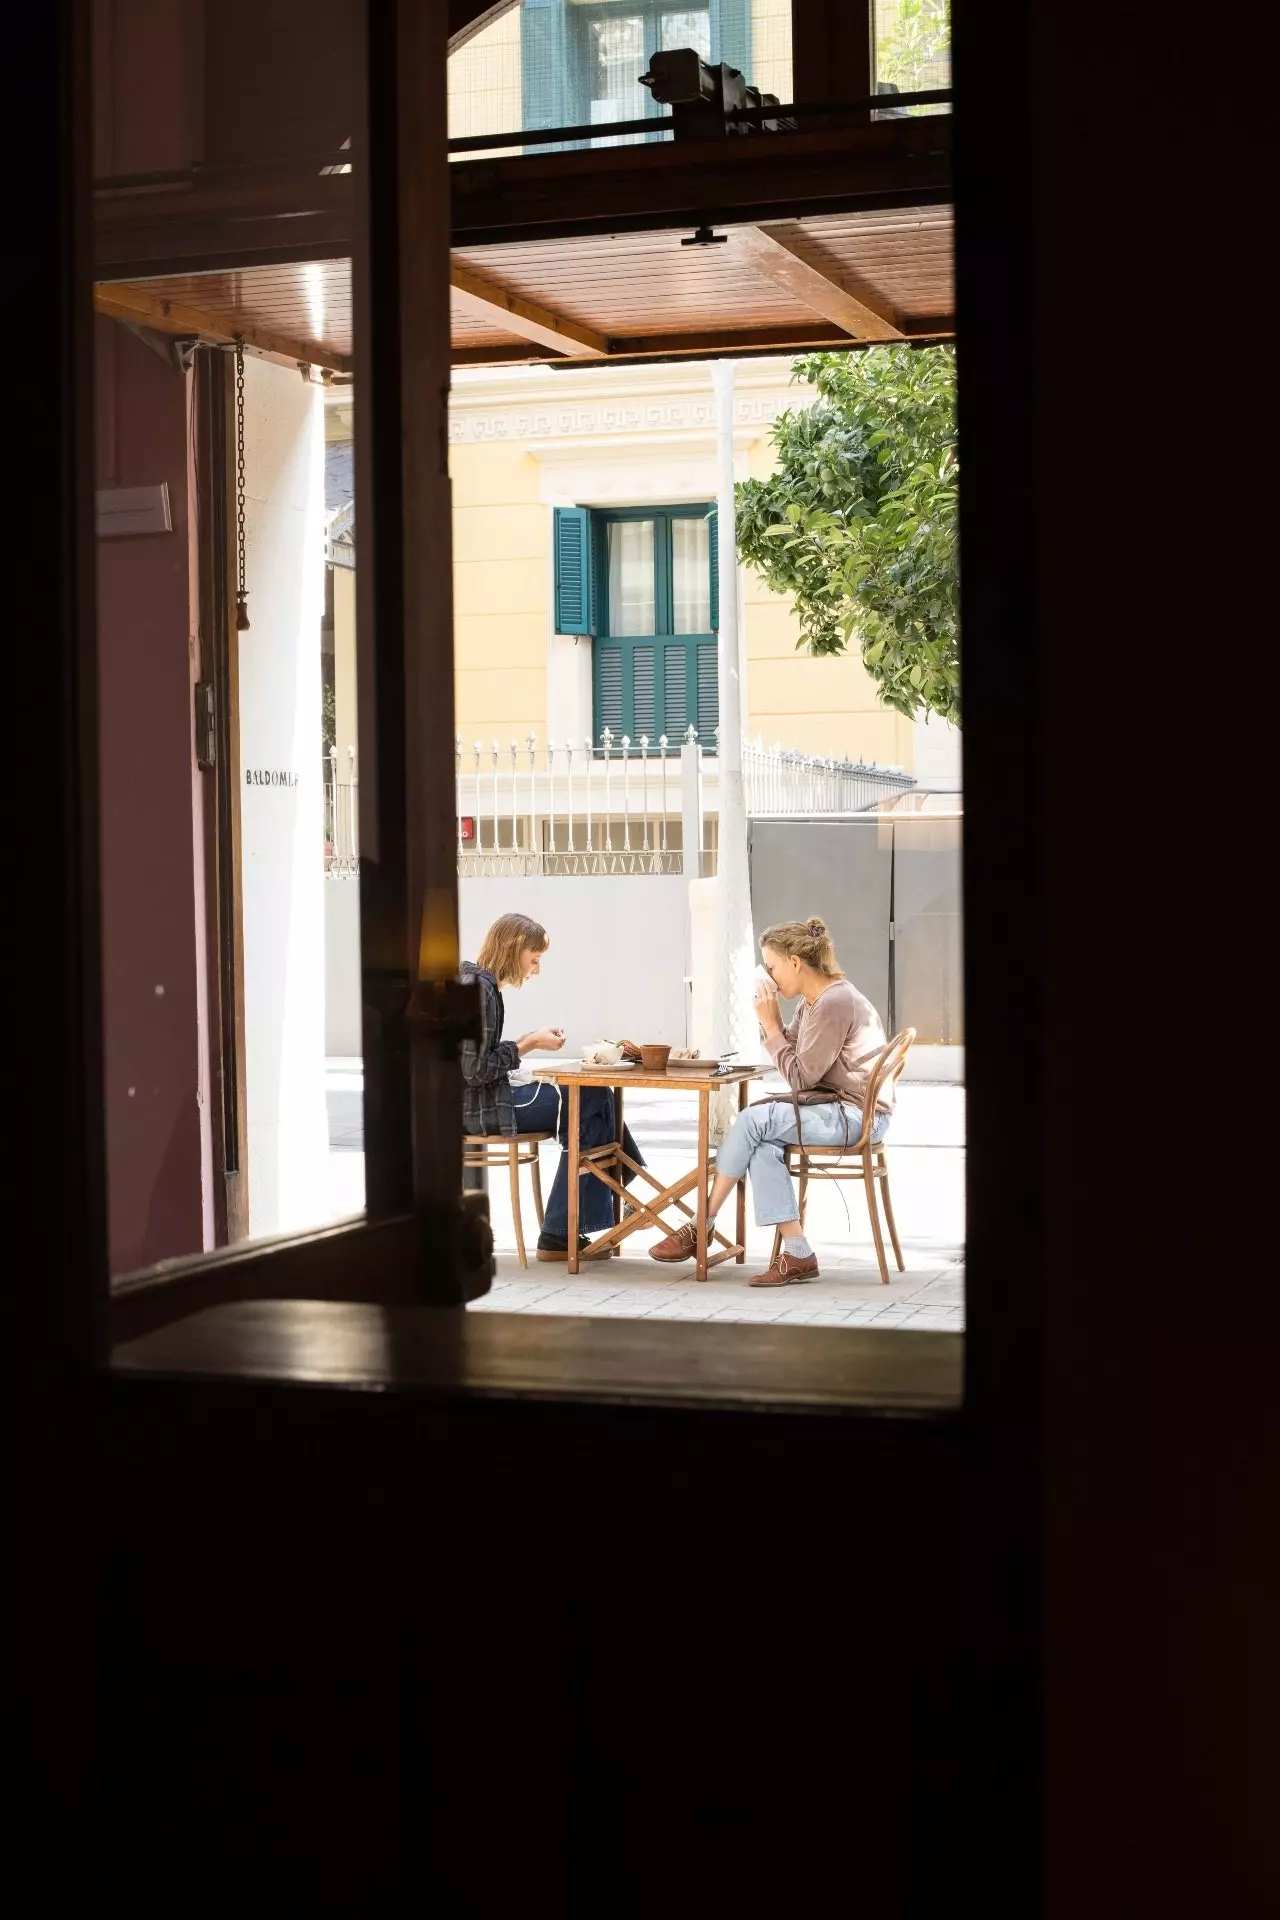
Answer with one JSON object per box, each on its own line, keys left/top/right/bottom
{"left": 460, "top": 912, "right": 644, "bottom": 1262}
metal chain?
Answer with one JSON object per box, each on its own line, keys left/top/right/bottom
{"left": 234, "top": 336, "right": 250, "bottom": 629}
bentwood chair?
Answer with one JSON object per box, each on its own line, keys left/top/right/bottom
{"left": 770, "top": 1028, "right": 917, "bottom": 1285}
{"left": 462, "top": 1132, "right": 551, "bottom": 1269}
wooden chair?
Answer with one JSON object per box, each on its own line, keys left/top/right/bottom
{"left": 462, "top": 1133, "right": 551, "bottom": 1269}
{"left": 770, "top": 1028, "right": 917, "bottom": 1286}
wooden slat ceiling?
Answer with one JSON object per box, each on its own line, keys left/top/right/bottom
{"left": 94, "top": 207, "right": 953, "bottom": 373}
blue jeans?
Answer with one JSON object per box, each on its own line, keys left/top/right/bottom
{"left": 714, "top": 1099, "right": 892, "bottom": 1228}
{"left": 510, "top": 1080, "right": 643, "bottom": 1237}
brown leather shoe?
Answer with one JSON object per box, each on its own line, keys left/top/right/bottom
{"left": 748, "top": 1250, "right": 819, "bottom": 1287}
{"left": 649, "top": 1221, "right": 699, "bottom": 1263}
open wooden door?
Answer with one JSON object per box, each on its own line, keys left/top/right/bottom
{"left": 104, "top": 0, "right": 489, "bottom": 1341}
{"left": 192, "top": 344, "right": 250, "bottom": 1247}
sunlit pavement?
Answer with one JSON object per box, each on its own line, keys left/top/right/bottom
{"left": 324, "top": 1064, "right": 964, "bottom": 1331}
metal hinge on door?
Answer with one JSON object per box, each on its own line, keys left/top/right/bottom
{"left": 194, "top": 680, "right": 216, "bottom": 769}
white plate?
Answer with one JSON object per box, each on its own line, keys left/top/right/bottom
{"left": 532, "top": 1059, "right": 635, "bottom": 1072}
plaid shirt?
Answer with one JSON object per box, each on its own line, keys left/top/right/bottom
{"left": 460, "top": 962, "right": 522, "bottom": 1137}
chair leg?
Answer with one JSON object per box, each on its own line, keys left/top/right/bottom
{"left": 529, "top": 1146, "right": 545, "bottom": 1228}
{"left": 509, "top": 1145, "right": 527, "bottom": 1270}
{"left": 877, "top": 1152, "right": 904, "bottom": 1270}
{"left": 770, "top": 1225, "right": 782, "bottom": 1263}
{"left": 798, "top": 1163, "right": 810, "bottom": 1233}
{"left": 863, "top": 1149, "right": 890, "bottom": 1285}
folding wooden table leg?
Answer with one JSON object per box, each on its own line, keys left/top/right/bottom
{"left": 612, "top": 1082, "right": 624, "bottom": 1255}
{"left": 696, "top": 1087, "right": 710, "bottom": 1281}
{"left": 735, "top": 1076, "right": 748, "bottom": 1262}
{"left": 566, "top": 1081, "right": 581, "bottom": 1273}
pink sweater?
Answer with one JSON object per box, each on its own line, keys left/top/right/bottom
{"left": 763, "top": 978, "right": 895, "bottom": 1114}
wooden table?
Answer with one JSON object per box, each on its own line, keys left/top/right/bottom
{"left": 530, "top": 1063, "right": 765, "bottom": 1281}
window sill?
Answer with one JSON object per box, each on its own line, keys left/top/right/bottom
{"left": 112, "top": 1299, "right": 963, "bottom": 1415}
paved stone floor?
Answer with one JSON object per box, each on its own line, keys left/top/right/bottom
{"left": 324, "top": 1065, "right": 965, "bottom": 1331}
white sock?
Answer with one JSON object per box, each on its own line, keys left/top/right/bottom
{"left": 782, "top": 1234, "right": 813, "bottom": 1259}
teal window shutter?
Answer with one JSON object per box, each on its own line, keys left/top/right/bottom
{"left": 707, "top": 506, "right": 719, "bottom": 630}
{"left": 696, "top": 642, "right": 719, "bottom": 736}
{"left": 596, "top": 645, "right": 624, "bottom": 736}
{"left": 554, "top": 506, "right": 595, "bottom": 634}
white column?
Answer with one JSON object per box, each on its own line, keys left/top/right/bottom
{"left": 710, "top": 359, "right": 757, "bottom": 1139}
{"left": 680, "top": 728, "right": 704, "bottom": 877}
{"left": 238, "top": 356, "right": 330, "bottom": 1235}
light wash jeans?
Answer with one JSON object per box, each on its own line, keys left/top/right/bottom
{"left": 715, "top": 1099, "right": 892, "bottom": 1228}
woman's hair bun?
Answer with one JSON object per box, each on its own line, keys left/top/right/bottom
{"left": 806, "top": 916, "right": 827, "bottom": 936}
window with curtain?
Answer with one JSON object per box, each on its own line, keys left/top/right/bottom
{"left": 553, "top": 504, "right": 719, "bottom": 745}
{"left": 520, "top": 0, "right": 752, "bottom": 149}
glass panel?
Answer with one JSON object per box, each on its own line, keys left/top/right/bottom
{"left": 94, "top": 318, "right": 364, "bottom": 1278}
{"left": 873, "top": 0, "right": 951, "bottom": 113}
{"left": 448, "top": 1, "right": 794, "bottom": 156}
{"left": 661, "top": 10, "right": 711, "bottom": 58}
{"left": 587, "top": 14, "right": 647, "bottom": 146}
{"left": 607, "top": 520, "right": 656, "bottom": 634}
{"left": 671, "top": 516, "right": 711, "bottom": 633}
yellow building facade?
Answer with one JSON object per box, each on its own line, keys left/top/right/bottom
{"left": 449, "top": 358, "right": 927, "bottom": 770}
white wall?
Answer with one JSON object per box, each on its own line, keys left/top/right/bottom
{"left": 459, "top": 875, "right": 689, "bottom": 1052}
{"left": 238, "top": 357, "right": 330, "bottom": 1234}
{"left": 324, "top": 878, "right": 362, "bottom": 1057}
{"left": 913, "top": 713, "right": 963, "bottom": 790}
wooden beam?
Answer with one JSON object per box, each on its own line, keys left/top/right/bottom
{"left": 450, "top": 343, "right": 557, "bottom": 368}
{"left": 735, "top": 223, "right": 904, "bottom": 339}
{"left": 792, "top": 0, "right": 873, "bottom": 108}
{"left": 93, "top": 119, "right": 950, "bottom": 275}
{"left": 92, "top": 282, "right": 351, "bottom": 374}
{"left": 450, "top": 316, "right": 954, "bottom": 370}
{"left": 450, "top": 261, "right": 609, "bottom": 358}
{"left": 450, "top": 117, "right": 950, "bottom": 246}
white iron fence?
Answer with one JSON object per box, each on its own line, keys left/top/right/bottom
{"left": 323, "top": 745, "right": 359, "bottom": 876}
{"left": 323, "top": 730, "right": 915, "bottom": 877}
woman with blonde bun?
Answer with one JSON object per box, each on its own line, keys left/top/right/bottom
{"left": 648, "top": 916, "right": 893, "bottom": 1285}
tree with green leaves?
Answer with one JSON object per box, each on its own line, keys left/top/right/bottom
{"left": 876, "top": 0, "right": 952, "bottom": 101}
{"left": 734, "top": 345, "right": 959, "bottom": 727}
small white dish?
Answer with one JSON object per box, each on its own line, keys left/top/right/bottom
{"left": 532, "top": 1059, "right": 635, "bottom": 1072}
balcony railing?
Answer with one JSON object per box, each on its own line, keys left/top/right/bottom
{"left": 323, "top": 730, "right": 914, "bottom": 878}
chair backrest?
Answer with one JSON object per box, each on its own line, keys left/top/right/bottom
{"left": 855, "top": 1027, "right": 916, "bottom": 1146}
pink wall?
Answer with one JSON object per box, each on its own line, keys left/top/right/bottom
{"left": 96, "top": 317, "right": 208, "bottom": 1273}
{"left": 93, "top": 0, "right": 357, "bottom": 179}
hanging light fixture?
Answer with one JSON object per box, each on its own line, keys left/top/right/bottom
{"left": 234, "top": 336, "right": 250, "bottom": 631}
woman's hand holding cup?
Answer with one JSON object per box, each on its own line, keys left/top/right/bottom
{"left": 753, "top": 965, "right": 781, "bottom": 1033}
